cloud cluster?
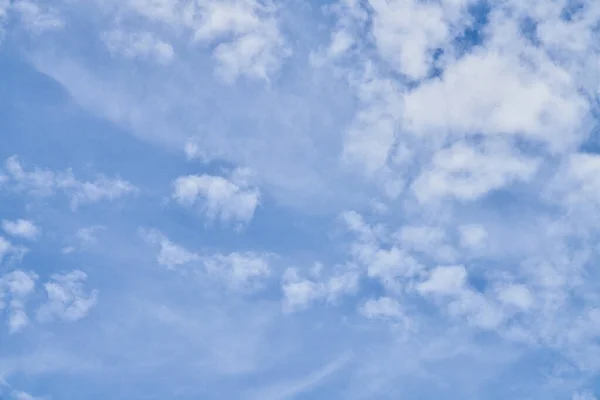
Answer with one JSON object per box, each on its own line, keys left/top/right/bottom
{"left": 0, "top": 267, "right": 97, "bottom": 332}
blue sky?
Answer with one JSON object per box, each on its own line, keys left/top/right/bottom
{"left": 1, "top": 0, "right": 600, "bottom": 399}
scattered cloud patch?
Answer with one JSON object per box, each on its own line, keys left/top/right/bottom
{"left": 281, "top": 264, "right": 358, "bottom": 312}
{"left": 37, "top": 270, "right": 98, "bottom": 323}
{"left": 0, "top": 270, "right": 37, "bottom": 333}
{"left": 173, "top": 168, "right": 260, "bottom": 226}
{"left": 140, "top": 228, "right": 200, "bottom": 270}
{"left": 2, "top": 156, "right": 137, "bottom": 209}
{"left": 1, "top": 220, "right": 40, "bottom": 241}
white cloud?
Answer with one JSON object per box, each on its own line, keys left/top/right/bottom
{"left": 496, "top": 284, "right": 534, "bottom": 311}
{"left": 0, "top": 237, "right": 27, "bottom": 266}
{"left": 204, "top": 252, "right": 271, "bottom": 292}
{"left": 397, "top": 225, "right": 457, "bottom": 262}
{"left": 121, "top": 0, "right": 289, "bottom": 82}
{"left": 251, "top": 353, "right": 352, "bottom": 400}
{"left": 417, "top": 265, "right": 467, "bottom": 296}
{"left": 173, "top": 169, "right": 260, "bottom": 225}
{"left": 11, "top": 0, "right": 64, "bottom": 34}
{"left": 0, "top": 236, "right": 13, "bottom": 264}
{"left": 341, "top": 64, "right": 404, "bottom": 179}
{"left": 1, "top": 219, "right": 40, "bottom": 241}
{"left": 0, "top": 270, "right": 37, "bottom": 333}
{"left": 458, "top": 224, "right": 488, "bottom": 252}
{"left": 141, "top": 229, "right": 271, "bottom": 292}
{"left": 341, "top": 211, "right": 423, "bottom": 292}
{"left": 368, "top": 0, "right": 450, "bottom": 80}
{"left": 403, "top": 49, "right": 587, "bottom": 151}
{"left": 140, "top": 228, "right": 200, "bottom": 270}
{"left": 573, "top": 391, "right": 598, "bottom": 400}
{"left": 102, "top": 29, "right": 174, "bottom": 64}
{"left": 61, "top": 226, "right": 106, "bottom": 254}
{"left": 0, "top": 0, "right": 9, "bottom": 41}
{"left": 8, "top": 309, "right": 29, "bottom": 334}
{"left": 411, "top": 139, "right": 539, "bottom": 203}
{"left": 2, "top": 156, "right": 137, "bottom": 209}
{"left": 7, "top": 0, "right": 600, "bottom": 396}
{"left": 37, "top": 270, "right": 98, "bottom": 323}
{"left": 359, "top": 297, "right": 404, "bottom": 320}
{"left": 192, "top": 0, "right": 290, "bottom": 83}
{"left": 11, "top": 390, "right": 45, "bottom": 400}
{"left": 282, "top": 265, "right": 358, "bottom": 312}
{"left": 547, "top": 153, "right": 600, "bottom": 219}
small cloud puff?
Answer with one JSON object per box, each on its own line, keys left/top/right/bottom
{"left": 1, "top": 219, "right": 41, "bottom": 241}
{"left": 173, "top": 168, "right": 260, "bottom": 226}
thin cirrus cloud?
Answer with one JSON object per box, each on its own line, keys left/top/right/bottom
{"left": 1, "top": 0, "right": 600, "bottom": 399}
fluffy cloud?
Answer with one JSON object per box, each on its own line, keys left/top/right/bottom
{"left": 173, "top": 168, "right": 260, "bottom": 225}
{"left": 1, "top": 220, "right": 40, "bottom": 241}
{"left": 190, "top": 0, "right": 289, "bottom": 82}
{"left": 2, "top": 156, "right": 137, "bottom": 209}
{"left": 402, "top": 49, "right": 587, "bottom": 149}
{"left": 37, "top": 270, "right": 98, "bottom": 323}
{"left": 411, "top": 139, "right": 539, "bottom": 203}
{"left": 417, "top": 265, "right": 467, "bottom": 296}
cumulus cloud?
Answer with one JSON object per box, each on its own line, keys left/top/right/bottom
{"left": 191, "top": 0, "right": 290, "bottom": 82}
{"left": 173, "top": 168, "right": 260, "bottom": 225}
{"left": 411, "top": 139, "right": 540, "bottom": 203}
{"left": 2, "top": 156, "right": 137, "bottom": 209}
{"left": 1, "top": 220, "right": 40, "bottom": 241}
{"left": 37, "top": 270, "right": 98, "bottom": 323}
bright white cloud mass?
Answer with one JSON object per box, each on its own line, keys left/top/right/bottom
{"left": 2, "top": 0, "right": 600, "bottom": 399}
